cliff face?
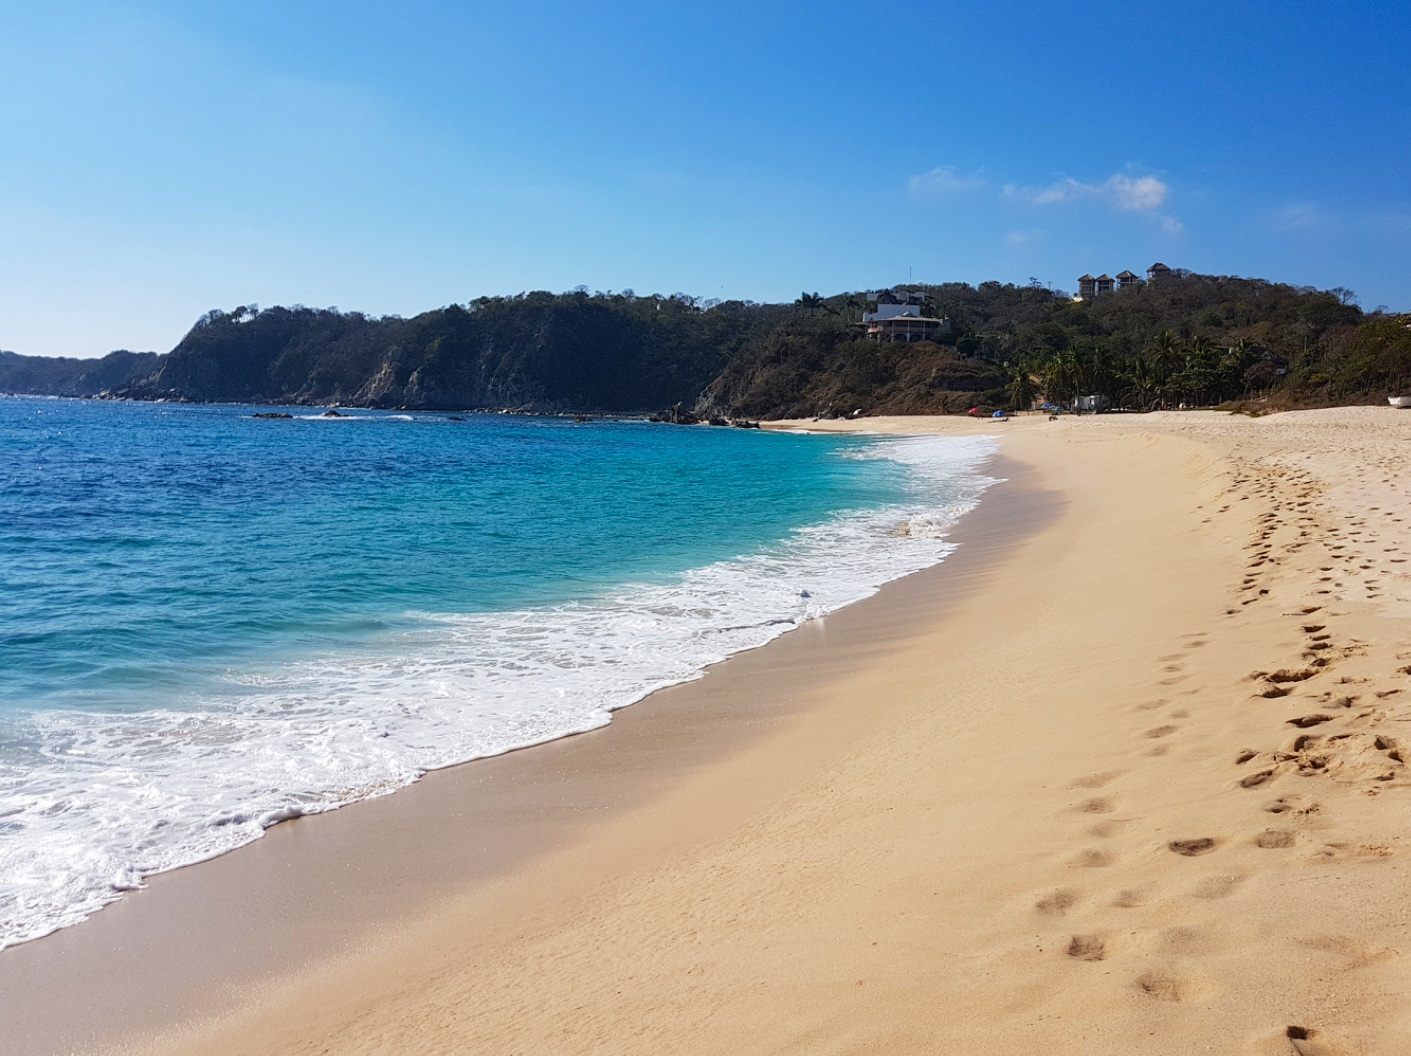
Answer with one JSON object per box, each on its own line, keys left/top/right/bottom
{"left": 0, "top": 350, "right": 164, "bottom": 398}
{"left": 109, "top": 296, "right": 760, "bottom": 411}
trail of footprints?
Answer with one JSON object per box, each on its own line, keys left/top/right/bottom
{"left": 1028, "top": 452, "right": 1411, "bottom": 1053}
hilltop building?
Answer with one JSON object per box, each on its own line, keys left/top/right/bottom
{"left": 1076, "top": 271, "right": 1124, "bottom": 299}
{"left": 1074, "top": 264, "right": 1176, "bottom": 300}
{"left": 863, "top": 288, "right": 948, "bottom": 342}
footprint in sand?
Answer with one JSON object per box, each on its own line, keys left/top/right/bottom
{"left": 1313, "top": 842, "right": 1394, "bottom": 861}
{"left": 1168, "top": 837, "right": 1220, "bottom": 856}
{"left": 1264, "top": 795, "right": 1320, "bottom": 816}
{"left": 1145, "top": 725, "right": 1180, "bottom": 738}
{"left": 1285, "top": 1025, "right": 1336, "bottom": 1056}
{"left": 1072, "top": 848, "right": 1115, "bottom": 867}
{"left": 1256, "top": 830, "right": 1297, "bottom": 849}
{"left": 1066, "top": 934, "right": 1107, "bottom": 961}
{"left": 1076, "top": 797, "right": 1115, "bottom": 814}
{"left": 1241, "top": 768, "right": 1280, "bottom": 788}
{"left": 1035, "top": 888, "right": 1080, "bottom": 916}
{"left": 1134, "top": 970, "right": 1203, "bottom": 1002}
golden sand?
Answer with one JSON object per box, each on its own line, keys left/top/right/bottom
{"left": 15, "top": 407, "right": 1411, "bottom": 1056}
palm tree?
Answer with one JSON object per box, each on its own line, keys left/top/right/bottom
{"left": 1144, "top": 330, "right": 1184, "bottom": 381}
{"left": 1040, "top": 349, "right": 1080, "bottom": 406}
{"left": 1178, "top": 336, "right": 1221, "bottom": 405}
{"left": 1122, "top": 357, "right": 1161, "bottom": 411}
{"left": 1005, "top": 366, "right": 1038, "bottom": 411}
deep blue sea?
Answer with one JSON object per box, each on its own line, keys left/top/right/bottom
{"left": 0, "top": 396, "right": 997, "bottom": 948}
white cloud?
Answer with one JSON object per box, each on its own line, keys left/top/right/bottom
{"left": 1006, "top": 228, "right": 1043, "bottom": 245}
{"left": 909, "top": 166, "right": 987, "bottom": 194}
{"left": 1160, "top": 215, "right": 1185, "bottom": 235}
{"left": 1004, "top": 172, "right": 1170, "bottom": 212}
{"left": 1107, "top": 174, "right": 1168, "bottom": 211}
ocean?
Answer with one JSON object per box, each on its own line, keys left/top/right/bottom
{"left": 0, "top": 397, "right": 997, "bottom": 949}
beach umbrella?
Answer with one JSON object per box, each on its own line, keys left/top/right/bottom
{"left": 992, "top": 410, "right": 1007, "bottom": 418}
{"left": 967, "top": 407, "right": 980, "bottom": 415}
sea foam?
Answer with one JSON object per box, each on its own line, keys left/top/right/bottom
{"left": 0, "top": 433, "right": 998, "bottom": 949}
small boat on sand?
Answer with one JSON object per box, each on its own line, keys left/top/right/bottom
{"left": 1390, "top": 396, "right": 1411, "bottom": 408}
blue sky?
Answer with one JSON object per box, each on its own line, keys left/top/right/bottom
{"left": 1, "top": 1, "right": 1407, "bottom": 357}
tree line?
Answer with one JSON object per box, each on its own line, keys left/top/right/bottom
{"left": 63, "top": 270, "right": 1411, "bottom": 416}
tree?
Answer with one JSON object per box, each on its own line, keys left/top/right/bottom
{"left": 1005, "top": 366, "right": 1038, "bottom": 411}
{"left": 1144, "top": 330, "right": 1183, "bottom": 382}
{"left": 1121, "top": 357, "right": 1162, "bottom": 411}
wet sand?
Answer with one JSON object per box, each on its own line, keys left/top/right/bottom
{"left": 3, "top": 452, "right": 1049, "bottom": 1056}
{"left": 7, "top": 407, "right": 1411, "bottom": 1055}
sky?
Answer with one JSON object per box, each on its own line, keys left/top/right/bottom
{"left": 1, "top": 1, "right": 1407, "bottom": 358}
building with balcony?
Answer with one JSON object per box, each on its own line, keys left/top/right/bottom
{"left": 863, "top": 289, "right": 948, "bottom": 343}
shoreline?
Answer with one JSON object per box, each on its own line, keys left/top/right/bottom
{"left": 0, "top": 414, "right": 995, "bottom": 956}
{"left": 2, "top": 446, "right": 1038, "bottom": 1056}
{"left": 7, "top": 407, "right": 1411, "bottom": 1054}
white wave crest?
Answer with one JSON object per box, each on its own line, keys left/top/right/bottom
{"left": 0, "top": 434, "right": 999, "bottom": 948}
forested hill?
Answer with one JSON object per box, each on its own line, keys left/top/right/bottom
{"left": 702, "top": 273, "right": 1405, "bottom": 417}
{"left": 110, "top": 293, "right": 782, "bottom": 411}
{"left": 0, "top": 349, "right": 162, "bottom": 399}
{"left": 8, "top": 272, "right": 1411, "bottom": 415}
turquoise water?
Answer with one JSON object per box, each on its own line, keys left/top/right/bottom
{"left": 0, "top": 397, "right": 997, "bottom": 947}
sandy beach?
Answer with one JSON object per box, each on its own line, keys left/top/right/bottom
{"left": 7, "top": 406, "right": 1411, "bottom": 1055}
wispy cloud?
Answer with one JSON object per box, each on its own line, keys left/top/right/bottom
{"left": 909, "top": 166, "right": 987, "bottom": 194}
{"left": 1004, "top": 172, "right": 1169, "bottom": 211}
{"left": 1002, "top": 170, "right": 1182, "bottom": 234}
{"left": 1269, "top": 202, "right": 1334, "bottom": 233}
{"left": 1006, "top": 228, "right": 1043, "bottom": 246}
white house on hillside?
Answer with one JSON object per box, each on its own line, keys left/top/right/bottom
{"left": 863, "top": 289, "right": 947, "bottom": 342}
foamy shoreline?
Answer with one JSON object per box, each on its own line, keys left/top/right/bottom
{"left": 7, "top": 407, "right": 1411, "bottom": 1055}
{"left": 0, "top": 430, "right": 998, "bottom": 954}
